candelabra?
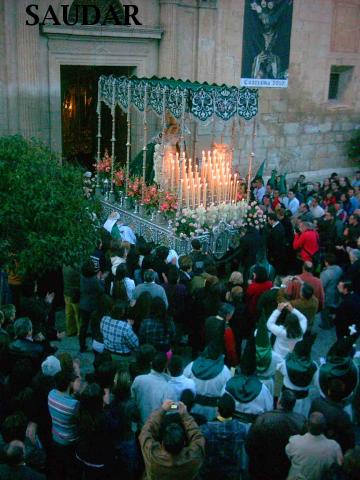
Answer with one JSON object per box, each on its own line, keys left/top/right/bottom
{"left": 160, "top": 147, "right": 240, "bottom": 210}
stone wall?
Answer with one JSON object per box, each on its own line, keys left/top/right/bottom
{"left": 179, "top": 0, "right": 360, "bottom": 178}
{"left": 0, "top": 0, "right": 359, "bottom": 178}
{"left": 0, "top": 0, "right": 6, "bottom": 136}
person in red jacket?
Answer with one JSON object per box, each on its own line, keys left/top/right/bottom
{"left": 246, "top": 266, "right": 273, "bottom": 322}
{"left": 293, "top": 221, "right": 320, "bottom": 264}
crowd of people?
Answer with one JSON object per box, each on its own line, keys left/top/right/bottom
{"left": 0, "top": 170, "right": 360, "bottom": 479}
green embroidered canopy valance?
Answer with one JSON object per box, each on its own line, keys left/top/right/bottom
{"left": 98, "top": 75, "right": 258, "bottom": 122}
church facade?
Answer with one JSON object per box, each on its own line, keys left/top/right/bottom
{"left": 0, "top": 0, "right": 359, "bottom": 180}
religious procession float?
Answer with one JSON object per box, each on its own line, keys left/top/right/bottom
{"left": 94, "top": 75, "right": 267, "bottom": 259}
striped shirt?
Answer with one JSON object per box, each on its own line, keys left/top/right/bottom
{"left": 48, "top": 389, "right": 79, "bottom": 445}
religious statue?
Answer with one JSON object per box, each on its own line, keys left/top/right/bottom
{"left": 212, "top": 142, "right": 232, "bottom": 164}
{"left": 154, "top": 112, "right": 181, "bottom": 185}
{"left": 129, "top": 111, "right": 181, "bottom": 186}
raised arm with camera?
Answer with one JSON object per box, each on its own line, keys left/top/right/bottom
{"left": 139, "top": 400, "right": 205, "bottom": 479}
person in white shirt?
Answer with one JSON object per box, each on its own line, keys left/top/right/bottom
{"left": 254, "top": 178, "right": 266, "bottom": 204}
{"left": 310, "top": 197, "right": 325, "bottom": 219}
{"left": 267, "top": 302, "right": 307, "bottom": 359}
{"left": 284, "top": 190, "right": 300, "bottom": 215}
{"left": 168, "top": 354, "right": 196, "bottom": 400}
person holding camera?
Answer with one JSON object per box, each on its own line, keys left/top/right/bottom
{"left": 139, "top": 400, "right": 205, "bottom": 480}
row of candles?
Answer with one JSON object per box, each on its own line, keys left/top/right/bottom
{"left": 161, "top": 149, "right": 240, "bottom": 209}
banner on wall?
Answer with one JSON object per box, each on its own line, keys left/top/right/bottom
{"left": 240, "top": 0, "right": 294, "bottom": 88}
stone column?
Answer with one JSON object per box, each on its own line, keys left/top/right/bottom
{"left": 158, "top": 0, "right": 179, "bottom": 77}
{"left": 15, "top": 0, "right": 42, "bottom": 139}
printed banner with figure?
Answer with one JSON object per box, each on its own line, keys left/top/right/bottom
{"left": 240, "top": 0, "right": 294, "bottom": 88}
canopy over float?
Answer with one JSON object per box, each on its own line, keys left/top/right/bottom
{"left": 95, "top": 75, "right": 259, "bottom": 202}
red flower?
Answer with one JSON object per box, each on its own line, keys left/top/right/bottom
{"left": 114, "top": 170, "right": 125, "bottom": 187}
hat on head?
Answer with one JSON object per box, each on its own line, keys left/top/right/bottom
{"left": 225, "top": 337, "right": 262, "bottom": 404}
{"left": 319, "top": 334, "right": 359, "bottom": 400}
{"left": 41, "top": 356, "right": 61, "bottom": 377}
{"left": 191, "top": 345, "right": 224, "bottom": 380}
{"left": 240, "top": 337, "right": 257, "bottom": 377}
{"left": 327, "top": 334, "right": 357, "bottom": 361}
{"left": 255, "top": 312, "right": 272, "bottom": 374}
{"left": 166, "top": 249, "right": 179, "bottom": 267}
{"left": 286, "top": 333, "right": 317, "bottom": 388}
{"left": 293, "top": 332, "right": 317, "bottom": 358}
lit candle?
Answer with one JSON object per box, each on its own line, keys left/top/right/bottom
{"left": 186, "top": 185, "right": 190, "bottom": 209}
{"left": 235, "top": 180, "right": 239, "bottom": 203}
{"left": 202, "top": 150, "right": 206, "bottom": 163}
{"left": 203, "top": 182, "right": 207, "bottom": 208}
{"left": 179, "top": 179, "right": 183, "bottom": 211}
{"left": 197, "top": 179, "right": 201, "bottom": 206}
{"left": 171, "top": 162, "right": 175, "bottom": 191}
{"left": 233, "top": 173, "right": 237, "bottom": 202}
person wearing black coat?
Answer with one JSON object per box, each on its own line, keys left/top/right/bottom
{"left": 246, "top": 390, "right": 306, "bottom": 480}
{"left": 8, "top": 318, "right": 49, "bottom": 374}
{"left": 79, "top": 260, "right": 105, "bottom": 352}
{"left": 266, "top": 213, "right": 287, "bottom": 275}
{"left": 346, "top": 249, "right": 360, "bottom": 294}
{"left": 235, "top": 226, "right": 263, "bottom": 282}
{"left": 334, "top": 280, "right": 360, "bottom": 339}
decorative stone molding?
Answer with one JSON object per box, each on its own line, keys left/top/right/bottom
{"left": 41, "top": 24, "right": 163, "bottom": 40}
{"left": 198, "top": 0, "right": 217, "bottom": 9}
{"left": 159, "top": 0, "right": 217, "bottom": 8}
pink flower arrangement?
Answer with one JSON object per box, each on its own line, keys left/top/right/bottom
{"left": 95, "top": 149, "right": 112, "bottom": 173}
{"left": 143, "top": 184, "right": 160, "bottom": 209}
{"left": 114, "top": 169, "right": 125, "bottom": 187}
{"left": 160, "top": 191, "right": 178, "bottom": 215}
{"left": 128, "top": 177, "right": 143, "bottom": 199}
{"left": 244, "top": 201, "right": 266, "bottom": 230}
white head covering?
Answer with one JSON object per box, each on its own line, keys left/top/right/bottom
{"left": 118, "top": 225, "right": 137, "bottom": 245}
{"left": 103, "top": 212, "right": 120, "bottom": 233}
{"left": 41, "top": 356, "right": 61, "bottom": 377}
{"left": 166, "top": 249, "right": 179, "bottom": 267}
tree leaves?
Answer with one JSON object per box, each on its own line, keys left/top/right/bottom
{"left": 0, "top": 135, "right": 100, "bottom": 276}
